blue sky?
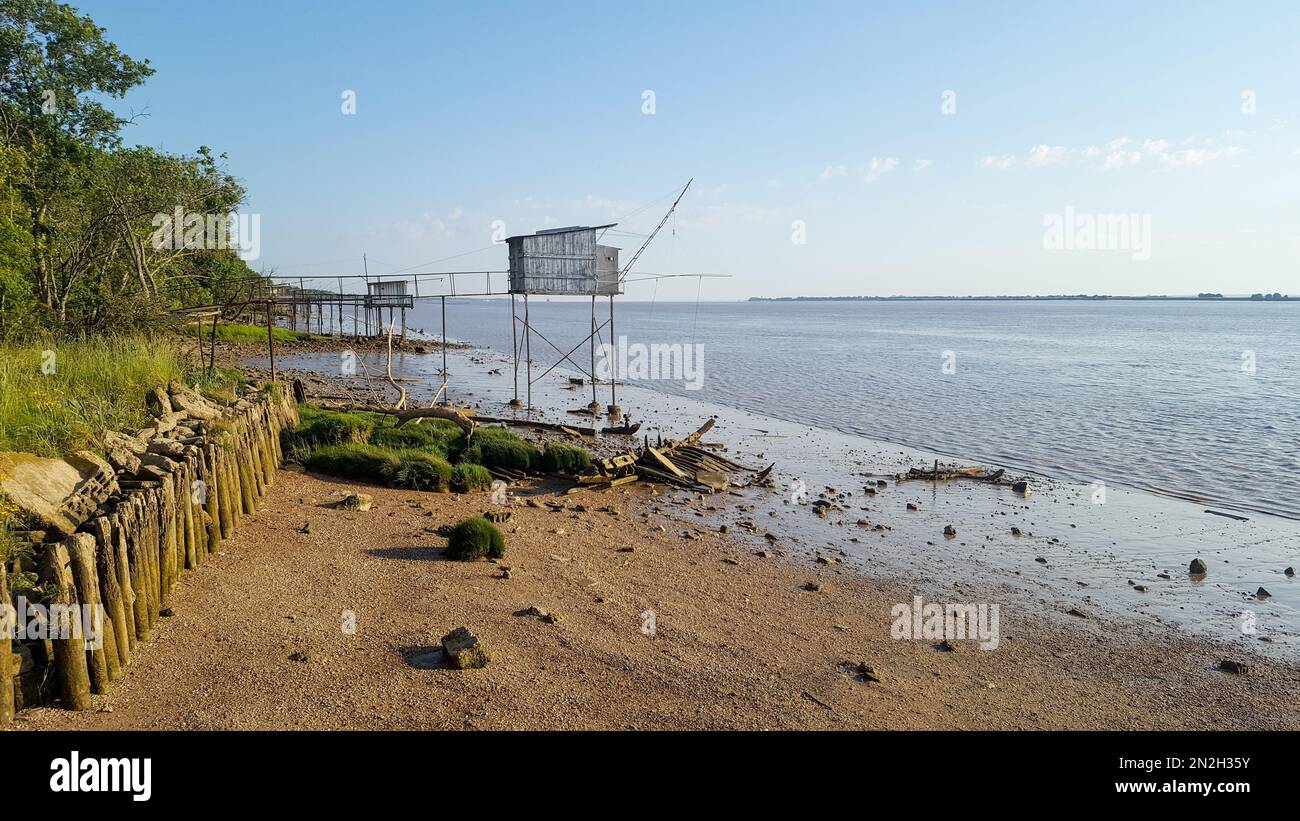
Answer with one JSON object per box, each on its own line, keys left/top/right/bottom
{"left": 82, "top": 0, "right": 1300, "bottom": 298}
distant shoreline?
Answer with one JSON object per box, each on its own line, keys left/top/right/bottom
{"left": 749, "top": 294, "right": 1293, "bottom": 302}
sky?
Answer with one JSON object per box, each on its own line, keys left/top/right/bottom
{"left": 79, "top": 0, "right": 1300, "bottom": 299}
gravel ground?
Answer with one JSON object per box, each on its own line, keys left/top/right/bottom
{"left": 17, "top": 468, "right": 1299, "bottom": 731}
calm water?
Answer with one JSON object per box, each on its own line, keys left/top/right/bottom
{"left": 408, "top": 298, "right": 1300, "bottom": 521}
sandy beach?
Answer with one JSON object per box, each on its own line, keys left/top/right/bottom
{"left": 17, "top": 466, "right": 1300, "bottom": 731}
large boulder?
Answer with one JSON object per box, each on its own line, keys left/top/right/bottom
{"left": 0, "top": 450, "right": 119, "bottom": 539}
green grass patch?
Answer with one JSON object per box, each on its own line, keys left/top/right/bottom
{"left": 0, "top": 336, "right": 187, "bottom": 457}
{"left": 187, "top": 366, "right": 245, "bottom": 403}
{"left": 369, "top": 418, "right": 466, "bottom": 459}
{"left": 303, "top": 443, "right": 402, "bottom": 483}
{"left": 451, "top": 462, "right": 494, "bottom": 493}
{"left": 539, "top": 441, "right": 592, "bottom": 474}
{"left": 284, "top": 405, "right": 374, "bottom": 452}
{"left": 392, "top": 452, "right": 453, "bottom": 491}
{"left": 460, "top": 427, "right": 540, "bottom": 471}
{"left": 199, "top": 321, "right": 318, "bottom": 344}
{"left": 445, "top": 516, "right": 505, "bottom": 561}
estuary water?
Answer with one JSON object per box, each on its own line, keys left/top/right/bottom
{"left": 410, "top": 298, "right": 1300, "bottom": 522}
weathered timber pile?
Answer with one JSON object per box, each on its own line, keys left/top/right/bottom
{"left": 576, "top": 418, "right": 774, "bottom": 492}
{"left": 0, "top": 380, "right": 298, "bottom": 721}
{"left": 893, "top": 463, "right": 1014, "bottom": 484}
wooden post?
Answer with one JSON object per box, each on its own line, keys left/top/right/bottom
{"left": 40, "top": 541, "right": 92, "bottom": 710}
{"left": 510, "top": 293, "right": 519, "bottom": 404}
{"left": 440, "top": 295, "right": 447, "bottom": 402}
{"left": 89, "top": 517, "right": 130, "bottom": 671}
{"left": 524, "top": 293, "right": 532, "bottom": 410}
{"left": 67, "top": 533, "right": 112, "bottom": 694}
{"left": 0, "top": 562, "right": 14, "bottom": 725}
{"left": 609, "top": 294, "right": 617, "bottom": 411}
{"left": 266, "top": 301, "right": 277, "bottom": 382}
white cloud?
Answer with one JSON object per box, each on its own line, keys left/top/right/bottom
{"left": 819, "top": 164, "right": 848, "bottom": 180}
{"left": 986, "top": 137, "right": 1245, "bottom": 171}
{"left": 394, "top": 213, "right": 455, "bottom": 242}
{"left": 766, "top": 178, "right": 781, "bottom": 188}
{"left": 1025, "top": 145, "right": 1071, "bottom": 167}
{"left": 864, "top": 157, "right": 899, "bottom": 182}
{"left": 913, "top": 159, "right": 932, "bottom": 171}
{"left": 978, "top": 154, "right": 1016, "bottom": 170}
{"left": 1159, "top": 146, "right": 1246, "bottom": 166}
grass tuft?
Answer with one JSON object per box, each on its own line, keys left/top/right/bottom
{"left": 445, "top": 516, "right": 505, "bottom": 561}
{"left": 392, "top": 452, "right": 453, "bottom": 491}
{"left": 539, "top": 441, "right": 592, "bottom": 474}
{"left": 461, "top": 427, "right": 540, "bottom": 471}
{"left": 303, "top": 443, "right": 402, "bottom": 483}
{"left": 451, "top": 462, "right": 494, "bottom": 493}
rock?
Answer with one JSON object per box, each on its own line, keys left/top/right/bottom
{"left": 441, "top": 627, "right": 489, "bottom": 669}
{"left": 1066, "top": 608, "right": 1088, "bottom": 618}
{"left": 336, "top": 493, "right": 373, "bottom": 512}
{"left": 934, "top": 640, "right": 957, "bottom": 652}
{"left": 145, "top": 385, "right": 174, "bottom": 418}
{"left": 1133, "top": 585, "right": 1148, "bottom": 592}
{"left": 1011, "top": 480, "right": 1031, "bottom": 494}
{"left": 843, "top": 662, "right": 882, "bottom": 684}
{"left": 906, "top": 502, "right": 918, "bottom": 511}
{"left": 1286, "top": 567, "right": 1295, "bottom": 577}
{"left": 288, "top": 651, "right": 310, "bottom": 663}
{"left": 943, "top": 525, "right": 957, "bottom": 537}
{"left": 159, "top": 608, "right": 174, "bottom": 618}
{"left": 167, "top": 380, "right": 223, "bottom": 420}
{"left": 526, "top": 498, "right": 543, "bottom": 508}
{"left": 1188, "top": 557, "right": 1208, "bottom": 575}
{"left": 1010, "top": 526, "right": 1022, "bottom": 536}
{"left": 722, "top": 557, "right": 740, "bottom": 565}
{"left": 517, "top": 605, "right": 561, "bottom": 624}
{"left": 0, "top": 450, "right": 119, "bottom": 539}
{"left": 1218, "top": 659, "right": 1250, "bottom": 675}
{"left": 801, "top": 581, "right": 822, "bottom": 592}
{"left": 1256, "top": 587, "right": 1271, "bottom": 600}
{"left": 102, "top": 430, "right": 144, "bottom": 475}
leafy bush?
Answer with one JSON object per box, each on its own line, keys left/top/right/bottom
{"left": 392, "top": 452, "right": 453, "bottom": 491}
{"left": 445, "top": 516, "right": 505, "bottom": 561}
{"left": 460, "top": 427, "right": 539, "bottom": 471}
{"left": 539, "top": 442, "right": 592, "bottom": 474}
{"left": 451, "top": 462, "right": 494, "bottom": 493}
{"left": 303, "top": 443, "right": 402, "bottom": 483}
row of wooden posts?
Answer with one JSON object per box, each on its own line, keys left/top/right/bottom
{"left": 0, "top": 384, "right": 299, "bottom": 723}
